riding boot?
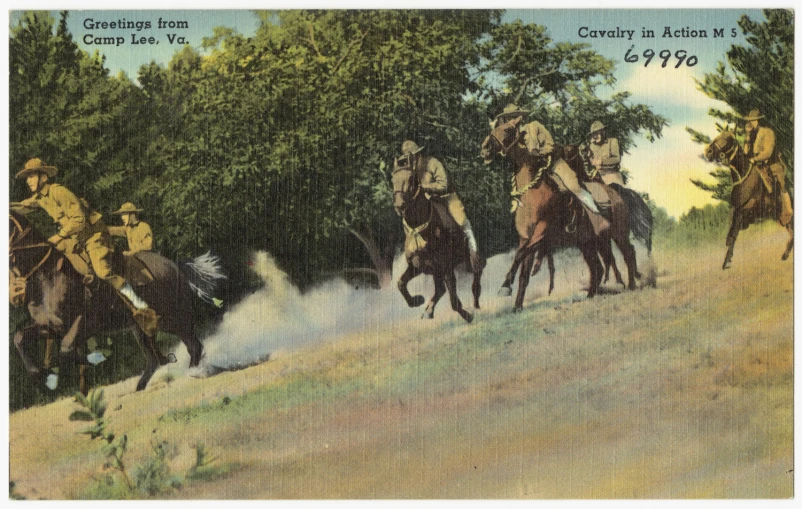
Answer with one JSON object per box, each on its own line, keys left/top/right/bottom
{"left": 119, "top": 282, "right": 159, "bottom": 337}
{"left": 462, "top": 220, "right": 481, "bottom": 271}
{"left": 575, "top": 188, "right": 610, "bottom": 235}
{"left": 780, "top": 192, "right": 793, "bottom": 226}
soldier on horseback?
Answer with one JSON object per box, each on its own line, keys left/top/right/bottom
{"left": 494, "top": 104, "right": 610, "bottom": 234}
{"left": 109, "top": 202, "right": 154, "bottom": 256}
{"left": 10, "top": 158, "right": 158, "bottom": 336}
{"left": 581, "top": 121, "right": 624, "bottom": 187}
{"left": 396, "top": 140, "right": 481, "bottom": 271}
{"left": 742, "top": 109, "right": 793, "bottom": 226}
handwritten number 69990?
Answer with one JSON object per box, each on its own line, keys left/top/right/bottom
{"left": 625, "top": 46, "right": 698, "bottom": 68}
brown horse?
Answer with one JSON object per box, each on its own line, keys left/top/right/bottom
{"left": 391, "top": 164, "right": 483, "bottom": 322}
{"left": 10, "top": 210, "right": 217, "bottom": 393}
{"left": 480, "top": 117, "right": 639, "bottom": 311}
{"left": 704, "top": 130, "right": 793, "bottom": 268}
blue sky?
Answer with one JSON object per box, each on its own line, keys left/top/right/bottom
{"left": 9, "top": 8, "right": 768, "bottom": 216}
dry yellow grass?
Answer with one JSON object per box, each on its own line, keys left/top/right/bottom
{"left": 9, "top": 226, "right": 793, "bottom": 499}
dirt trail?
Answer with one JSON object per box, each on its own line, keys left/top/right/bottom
{"left": 9, "top": 227, "right": 793, "bottom": 499}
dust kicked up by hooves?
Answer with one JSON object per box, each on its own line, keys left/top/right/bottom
{"left": 173, "top": 247, "right": 650, "bottom": 377}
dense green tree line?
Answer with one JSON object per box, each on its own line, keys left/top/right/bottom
{"left": 10, "top": 10, "right": 668, "bottom": 293}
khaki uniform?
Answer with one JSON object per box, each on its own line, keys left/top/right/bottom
{"left": 109, "top": 221, "right": 154, "bottom": 254}
{"left": 416, "top": 156, "right": 468, "bottom": 226}
{"left": 16, "top": 183, "right": 124, "bottom": 289}
{"left": 745, "top": 126, "right": 786, "bottom": 191}
{"left": 586, "top": 137, "right": 624, "bottom": 186}
{"left": 521, "top": 121, "right": 586, "bottom": 199}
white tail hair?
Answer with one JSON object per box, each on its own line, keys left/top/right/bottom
{"left": 181, "top": 251, "right": 227, "bottom": 304}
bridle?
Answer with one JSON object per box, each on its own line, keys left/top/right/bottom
{"left": 9, "top": 214, "right": 54, "bottom": 283}
{"left": 709, "top": 133, "right": 751, "bottom": 186}
{"left": 489, "top": 122, "right": 524, "bottom": 157}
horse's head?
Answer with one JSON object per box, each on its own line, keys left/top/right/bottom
{"left": 390, "top": 158, "right": 419, "bottom": 217}
{"left": 9, "top": 210, "right": 53, "bottom": 307}
{"left": 705, "top": 130, "right": 738, "bottom": 163}
{"left": 480, "top": 116, "right": 524, "bottom": 164}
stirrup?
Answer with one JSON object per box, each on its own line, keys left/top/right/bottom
{"left": 82, "top": 274, "right": 95, "bottom": 285}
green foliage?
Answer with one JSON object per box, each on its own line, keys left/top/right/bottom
{"left": 693, "top": 9, "right": 794, "bottom": 196}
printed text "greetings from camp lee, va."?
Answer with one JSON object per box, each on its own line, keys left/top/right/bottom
{"left": 82, "top": 17, "right": 191, "bottom": 46}
{"left": 578, "top": 26, "right": 738, "bottom": 68}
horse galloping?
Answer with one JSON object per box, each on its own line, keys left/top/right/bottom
{"left": 9, "top": 210, "right": 221, "bottom": 393}
{"left": 391, "top": 165, "right": 484, "bottom": 323}
{"left": 704, "top": 130, "right": 793, "bottom": 268}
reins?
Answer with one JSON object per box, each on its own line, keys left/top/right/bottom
{"left": 717, "top": 138, "right": 752, "bottom": 187}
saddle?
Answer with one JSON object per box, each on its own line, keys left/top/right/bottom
{"left": 59, "top": 248, "right": 155, "bottom": 287}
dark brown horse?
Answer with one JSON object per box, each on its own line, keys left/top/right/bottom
{"left": 391, "top": 165, "right": 483, "bottom": 322}
{"left": 480, "top": 117, "right": 639, "bottom": 311}
{"left": 10, "top": 211, "right": 217, "bottom": 392}
{"left": 704, "top": 130, "right": 793, "bottom": 268}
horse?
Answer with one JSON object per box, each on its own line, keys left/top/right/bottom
{"left": 704, "top": 130, "right": 793, "bottom": 268}
{"left": 480, "top": 116, "right": 639, "bottom": 311}
{"left": 9, "top": 210, "right": 223, "bottom": 393}
{"left": 391, "top": 164, "right": 484, "bottom": 323}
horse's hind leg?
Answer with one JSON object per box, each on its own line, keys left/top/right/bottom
{"left": 174, "top": 320, "right": 203, "bottom": 367}
{"left": 423, "top": 275, "right": 447, "bottom": 319}
{"left": 613, "top": 236, "right": 639, "bottom": 290}
{"left": 546, "top": 251, "right": 555, "bottom": 295}
{"left": 599, "top": 240, "right": 624, "bottom": 287}
{"left": 500, "top": 238, "right": 529, "bottom": 297}
{"left": 14, "top": 325, "right": 47, "bottom": 379}
{"left": 444, "top": 270, "right": 473, "bottom": 323}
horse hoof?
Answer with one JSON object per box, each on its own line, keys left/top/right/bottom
{"left": 722, "top": 262, "right": 731, "bottom": 270}
{"left": 461, "top": 311, "right": 474, "bottom": 323}
{"left": 782, "top": 253, "right": 790, "bottom": 261}
{"left": 498, "top": 287, "right": 512, "bottom": 297}
{"left": 410, "top": 295, "right": 425, "bottom": 307}
{"left": 421, "top": 313, "right": 434, "bottom": 320}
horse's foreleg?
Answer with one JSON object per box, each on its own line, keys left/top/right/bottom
{"left": 444, "top": 270, "right": 472, "bottom": 323}
{"left": 723, "top": 211, "right": 743, "bottom": 269}
{"left": 514, "top": 252, "right": 536, "bottom": 312}
{"left": 13, "top": 325, "right": 45, "bottom": 378}
{"left": 423, "top": 274, "right": 447, "bottom": 319}
{"left": 499, "top": 238, "right": 529, "bottom": 297}
{"left": 782, "top": 221, "right": 794, "bottom": 261}
{"left": 547, "top": 251, "right": 556, "bottom": 295}
{"left": 397, "top": 262, "right": 425, "bottom": 307}
{"left": 471, "top": 263, "right": 482, "bottom": 310}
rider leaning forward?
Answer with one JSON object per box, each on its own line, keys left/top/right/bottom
{"left": 397, "top": 140, "right": 481, "bottom": 271}
{"left": 742, "top": 108, "right": 793, "bottom": 226}
{"left": 495, "top": 104, "right": 610, "bottom": 234}
{"left": 11, "top": 158, "right": 158, "bottom": 335}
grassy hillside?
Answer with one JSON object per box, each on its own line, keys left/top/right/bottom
{"left": 9, "top": 225, "right": 793, "bottom": 499}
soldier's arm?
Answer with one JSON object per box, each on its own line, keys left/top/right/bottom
{"left": 50, "top": 185, "right": 86, "bottom": 238}
{"left": 107, "top": 226, "right": 127, "bottom": 237}
{"left": 10, "top": 196, "right": 39, "bottom": 214}
{"left": 422, "top": 159, "right": 449, "bottom": 194}
{"left": 603, "top": 138, "right": 621, "bottom": 167}
{"left": 752, "top": 129, "right": 776, "bottom": 162}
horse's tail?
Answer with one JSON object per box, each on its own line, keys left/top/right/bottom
{"left": 178, "top": 251, "right": 227, "bottom": 305}
{"left": 611, "top": 184, "right": 653, "bottom": 254}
